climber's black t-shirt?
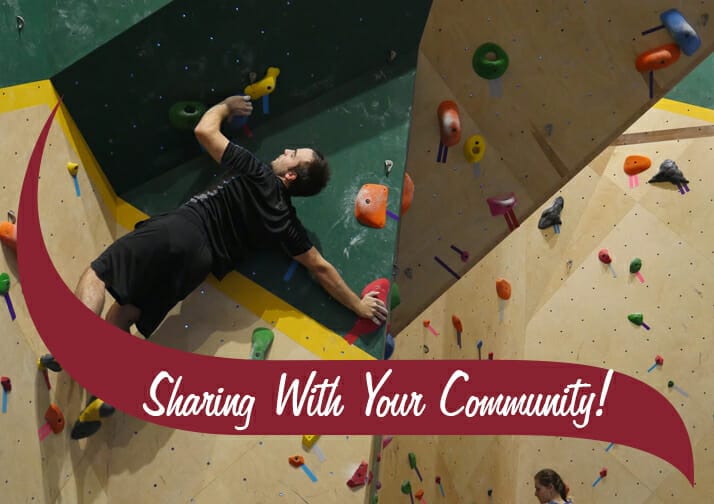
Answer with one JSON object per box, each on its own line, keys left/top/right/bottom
{"left": 184, "top": 142, "right": 313, "bottom": 279}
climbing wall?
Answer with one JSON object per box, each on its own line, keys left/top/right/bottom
{"left": 0, "top": 0, "right": 171, "bottom": 88}
{"left": 1, "top": 2, "right": 713, "bottom": 503}
{"left": 377, "top": 101, "right": 714, "bottom": 502}
{"left": 48, "top": 0, "right": 432, "bottom": 357}
{"left": 51, "top": 0, "right": 431, "bottom": 195}
{"left": 0, "top": 83, "right": 375, "bottom": 503}
{"left": 392, "top": 0, "right": 714, "bottom": 333}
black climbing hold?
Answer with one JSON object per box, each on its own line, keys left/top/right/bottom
{"left": 538, "top": 196, "right": 564, "bottom": 229}
{"left": 648, "top": 159, "right": 688, "bottom": 185}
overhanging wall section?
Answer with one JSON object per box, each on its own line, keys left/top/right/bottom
{"left": 51, "top": 0, "right": 432, "bottom": 195}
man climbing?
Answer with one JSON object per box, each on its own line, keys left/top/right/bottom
{"left": 66, "top": 94, "right": 389, "bottom": 439}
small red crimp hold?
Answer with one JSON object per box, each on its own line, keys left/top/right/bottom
{"left": 598, "top": 249, "right": 612, "bottom": 264}
{"left": 655, "top": 355, "right": 664, "bottom": 365}
{"left": 1, "top": 376, "right": 10, "bottom": 392}
{"left": 451, "top": 315, "right": 463, "bottom": 332}
{"left": 347, "top": 461, "right": 369, "bottom": 488}
{"left": 599, "top": 467, "right": 608, "bottom": 478}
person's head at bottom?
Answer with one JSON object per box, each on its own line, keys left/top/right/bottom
{"left": 271, "top": 148, "right": 330, "bottom": 197}
{"left": 534, "top": 468, "right": 569, "bottom": 503}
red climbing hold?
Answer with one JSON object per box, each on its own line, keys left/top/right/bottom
{"left": 344, "top": 278, "right": 390, "bottom": 344}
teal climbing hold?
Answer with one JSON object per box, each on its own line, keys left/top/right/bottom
{"left": 472, "top": 42, "right": 509, "bottom": 80}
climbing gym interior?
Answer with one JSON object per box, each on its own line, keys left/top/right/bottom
{"left": 0, "top": 0, "right": 713, "bottom": 502}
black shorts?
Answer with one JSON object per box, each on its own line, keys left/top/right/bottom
{"left": 91, "top": 206, "right": 213, "bottom": 338}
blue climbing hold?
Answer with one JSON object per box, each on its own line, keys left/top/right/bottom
{"left": 661, "top": 9, "right": 701, "bottom": 56}
{"left": 384, "top": 333, "right": 395, "bottom": 360}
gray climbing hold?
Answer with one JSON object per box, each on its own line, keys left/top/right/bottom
{"left": 648, "top": 159, "right": 689, "bottom": 185}
{"left": 538, "top": 196, "right": 564, "bottom": 229}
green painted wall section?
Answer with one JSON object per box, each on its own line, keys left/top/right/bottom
{"left": 0, "top": 1, "right": 50, "bottom": 87}
{"left": 0, "top": 0, "right": 171, "bottom": 88}
{"left": 51, "top": 0, "right": 431, "bottom": 195}
{"left": 667, "top": 53, "right": 714, "bottom": 109}
{"left": 124, "top": 62, "right": 416, "bottom": 357}
{"left": 49, "top": 0, "right": 429, "bottom": 357}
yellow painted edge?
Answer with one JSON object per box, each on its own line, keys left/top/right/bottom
{"left": 654, "top": 98, "right": 714, "bottom": 123}
{"left": 0, "top": 80, "right": 147, "bottom": 226}
{"left": 1, "top": 80, "right": 374, "bottom": 361}
{"left": 207, "top": 275, "right": 375, "bottom": 360}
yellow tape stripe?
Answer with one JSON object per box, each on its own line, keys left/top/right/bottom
{"left": 207, "top": 274, "right": 374, "bottom": 360}
{"left": 1, "top": 80, "right": 372, "bottom": 361}
{"left": 654, "top": 98, "right": 714, "bottom": 123}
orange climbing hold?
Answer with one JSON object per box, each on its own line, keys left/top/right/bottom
{"left": 496, "top": 278, "right": 511, "bottom": 300}
{"left": 289, "top": 455, "right": 305, "bottom": 467}
{"left": 635, "top": 44, "right": 681, "bottom": 72}
{"left": 0, "top": 221, "right": 17, "bottom": 250}
{"left": 45, "top": 404, "right": 65, "bottom": 434}
{"left": 355, "top": 184, "right": 389, "bottom": 229}
{"left": 623, "top": 155, "right": 651, "bottom": 175}
{"left": 401, "top": 172, "right": 414, "bottom": 216}
{"left": 437, "top": 100, "right": 461, "bottom": 147}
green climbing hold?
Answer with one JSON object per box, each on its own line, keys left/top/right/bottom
{"left": 168, "top": 101, "right": 207, "bottom": 131}
{"left": 0, "top": 272, "right": 9, "bottom": 295}
{"left": 372, "top": 495, "right": 378, "bottom": 504}
{"left": 401, "top": 480, "right": 412, "bottom": 494}
{"left": 390, "top": 283, "right": 401, "bottom": 310}
{"left": 629, "top": 258, "right": 642, "bottom": 274}
{"left": 628, "top": 313, "right": 644, "bottom": 326}
{"left": 408, "top": 452, "right": 417, "bottom": 468}
{"left": 472, "top": 42, "right": 509, "bottom": 80}
{"left": 250, "top": 327, "right": 274, "bottom": 360}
